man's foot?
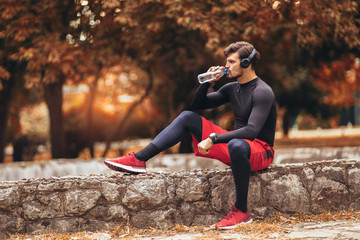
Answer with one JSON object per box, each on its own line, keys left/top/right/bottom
{"left": 104, "top": 152, "right": 146, "bottom": 174}
{"left": 216, "top": 206, "right": 252, "bottom": 230}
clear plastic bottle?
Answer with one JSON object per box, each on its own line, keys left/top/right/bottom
{"left": 197, "top": 68, "right": 228, "bottom": 84}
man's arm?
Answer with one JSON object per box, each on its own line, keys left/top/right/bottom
{"left": 216, "top": 86, "right": 275, "bottom": 143}
{"left": 190, "top": 82, "right": 229, "bottom": 110}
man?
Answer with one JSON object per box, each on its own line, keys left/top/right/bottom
{"left": 104, "top": 41, "right": 277, "bottom": 230}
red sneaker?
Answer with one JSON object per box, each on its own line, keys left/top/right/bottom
{"left": 216, "top": 206, "right": 252, "bottom": 230}
{"left": 104, "top": 152, "right": 146, "bottom": 174}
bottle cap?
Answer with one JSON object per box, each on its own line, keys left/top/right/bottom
{"left": 224, "top": 69, "right": 228, "bottom": 74}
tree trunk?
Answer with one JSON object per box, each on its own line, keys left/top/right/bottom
{"left": 0, "top": 78, "right": 15, "bottom": 163}
{"left": 0, "top": 60, "right": 25, "bottom": 163}
{"left": 101, "top": 72, "right": 153, "bottom": 158}
{"left": 44, "top": 79, "right": 67, "bottom": 159}
{"left": 86, "top": 78, "right": 98, "bottom": 158}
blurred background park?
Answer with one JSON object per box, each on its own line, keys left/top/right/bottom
{"left": 0, "top": 0, "right": 359, "bottom": 164}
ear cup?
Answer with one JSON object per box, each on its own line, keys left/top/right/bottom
{"left": 240, "top": 48, "right": 257, "bottom": 68}
{"left": 240, "top": 59, "right": 251, "bottom": 68}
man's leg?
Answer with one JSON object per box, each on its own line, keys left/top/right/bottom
{"left": 104, "top": 110, "right": 203, "bottom": 173}
{"left": 228, "top": 139, "right": 251, "bottom": 212}
{"left": 216, "top": 138, "right": 252, "bottom": 229}
{"left": 137, "top": 110, "right": 203, "bottom": 160}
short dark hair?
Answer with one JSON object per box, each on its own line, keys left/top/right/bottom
{"left": 224, "top": 41, "right": 260, "bottom": 70}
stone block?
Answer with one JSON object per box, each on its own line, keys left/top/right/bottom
{"left": 209, "top": 174, "right": 235, "bottom": 212}
{"left": 78, "top": 178, "right": 103, "bottom": 188}
{"left": 86, "top": 204, "right": 128, "bottom": 221}
{"left": 320, "top": 166, "right": 345, "bottom": 183}
{"left": 310, "top": 177, "right": 349, "bottom": 213}
{"left": 23, "top": 193, "right": 62, "bottom": 220}
{"left": 248, "top": 177, "right": 262, "bottom": 206}
{"left": 131, "top": 209, "right": 176, "bottom": 229}
{"left": 38, "top": 180, "right": 73, "bottom": 191}
{"left": 0, "top": 187, "right": 20, "bottom": 209}
{"left": 102, "top": 182, "right": 121, "bottom": 202}
{"left": 23, "top": 184, "right": 37, "bottom": 193}
{"left": 176, "top": 177, "right": 209, "bottom": 202}
{"left": 178, "top": 202, "right": 195, "bottom": 225}
{"left": 26, "top": 218, "right": 83, "bottom": 234}
{"left": 257, "top": 171, "right": 279, "bottom": 182}
{"left": 264, "top": 174, "right": 310, "bottom": 212}
{"left": 303, "top": 168, "right": 315, "bottom": 180}
{"left": 64, "top": 189, "right": 102, "bottom": 215}
{"left": 0, "top": 213, "right": 25, "bottom": 238}
{"left": 192, "top": 201, "right": 212, "bottom": 215}
{"left": 192, "top": 214, "right": 220, "bottom": 226}
{"left": 348, "top": 168, "right": 360, "bottom": 194}
{"left": 122, "top": 178, "right": 168, "bottom": 210}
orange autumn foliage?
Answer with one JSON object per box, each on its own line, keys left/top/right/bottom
{"left": 314, "top": 58, "right": 360, "bottom": 107}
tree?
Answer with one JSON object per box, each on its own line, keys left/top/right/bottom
{"left": 99, "top": 0, "right": 360, "bottom": 135}
{"left": 1, "top": 0, "right": 90, "bottom": 159}
{"left": 0, "top": 0, "right": 34, "bottom": 162}
{"left": 314, "top": 57, "right": 360, "bottom": 108}
{"left": 1, "top": 0, "right": 359, "bottom": 162}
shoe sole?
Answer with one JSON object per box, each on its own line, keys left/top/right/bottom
{"left": 216, "top": 218, "right": 253, "bottom": 230}
{"left": 104, "top": 160, "right": 146, "bottom": 174}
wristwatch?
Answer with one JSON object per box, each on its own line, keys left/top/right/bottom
{"left": 209, "top": 133, "right": 218, "bottom": 143}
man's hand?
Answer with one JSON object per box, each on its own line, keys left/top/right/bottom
{"left": 208, "top": 66, "right": 226, "bottom": 83}
{"left": 197, "top": 138, "right": 214, "bottom": 154}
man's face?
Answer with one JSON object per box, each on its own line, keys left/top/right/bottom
{"left": 225, "top": 52, "right": 243, "bottom": 79}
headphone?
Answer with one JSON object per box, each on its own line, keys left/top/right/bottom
{"left": 240, "top": 48, "right": 257, "bottom": 68}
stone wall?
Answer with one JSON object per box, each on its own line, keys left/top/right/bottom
{"left": 1, "top": 146, "right": 359, "bottom": 181}
{"left": 0, "top": 159, "right": 359, "bottom": 238}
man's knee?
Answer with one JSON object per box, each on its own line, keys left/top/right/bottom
{"left": 228, "top": 139, "right": 250, "bottom": 159}
{"left": 178, "top": 110, "right": 199, "bottom": 122}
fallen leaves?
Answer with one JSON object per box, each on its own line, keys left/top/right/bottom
{"left": 8, "top": 210, "right": 360, "bottom": 240}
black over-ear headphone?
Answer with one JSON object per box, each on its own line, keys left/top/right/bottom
{"left": 240, "top": 48, "right": 257, "bottom": 68}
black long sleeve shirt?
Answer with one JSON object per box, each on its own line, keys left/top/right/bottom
{"left": 190, "top": 78, "right": 277, "bottom": 147}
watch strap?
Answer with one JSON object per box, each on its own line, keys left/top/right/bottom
{"left": 209, "top": 133, "right": 217, "bottom": 143}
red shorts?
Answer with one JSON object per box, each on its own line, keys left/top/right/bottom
{"left": 192, "top": 117, "right": 274, "bottom": 172}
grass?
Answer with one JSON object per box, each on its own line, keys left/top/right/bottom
{"left": 8, "top": 210, "right": 360, "bottom": 240}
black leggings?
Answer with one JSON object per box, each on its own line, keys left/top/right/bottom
{"left": 152, "top": 111, "right": 203, "bottom": 151}
{"left": 138, "top": 110, "right": 251, "bottom": 213}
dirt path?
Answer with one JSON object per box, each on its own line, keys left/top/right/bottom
{"left": 8, "top": 211, "right": 360, "bottom": 240}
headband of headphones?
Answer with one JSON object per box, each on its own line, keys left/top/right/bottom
{"left": 240, "top": 48, "right": 257, "bottom": 68}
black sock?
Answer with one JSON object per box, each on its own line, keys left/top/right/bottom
{"left": 135, "top": 143, "right": 160, "bottom": 162}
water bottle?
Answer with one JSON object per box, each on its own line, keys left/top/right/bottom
{"left": 197, "top": 68, "right": 228, "bottom": 84}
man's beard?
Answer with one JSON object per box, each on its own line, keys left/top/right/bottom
{"left": 227, "top": 69, "right": 243, "bottom": 80}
